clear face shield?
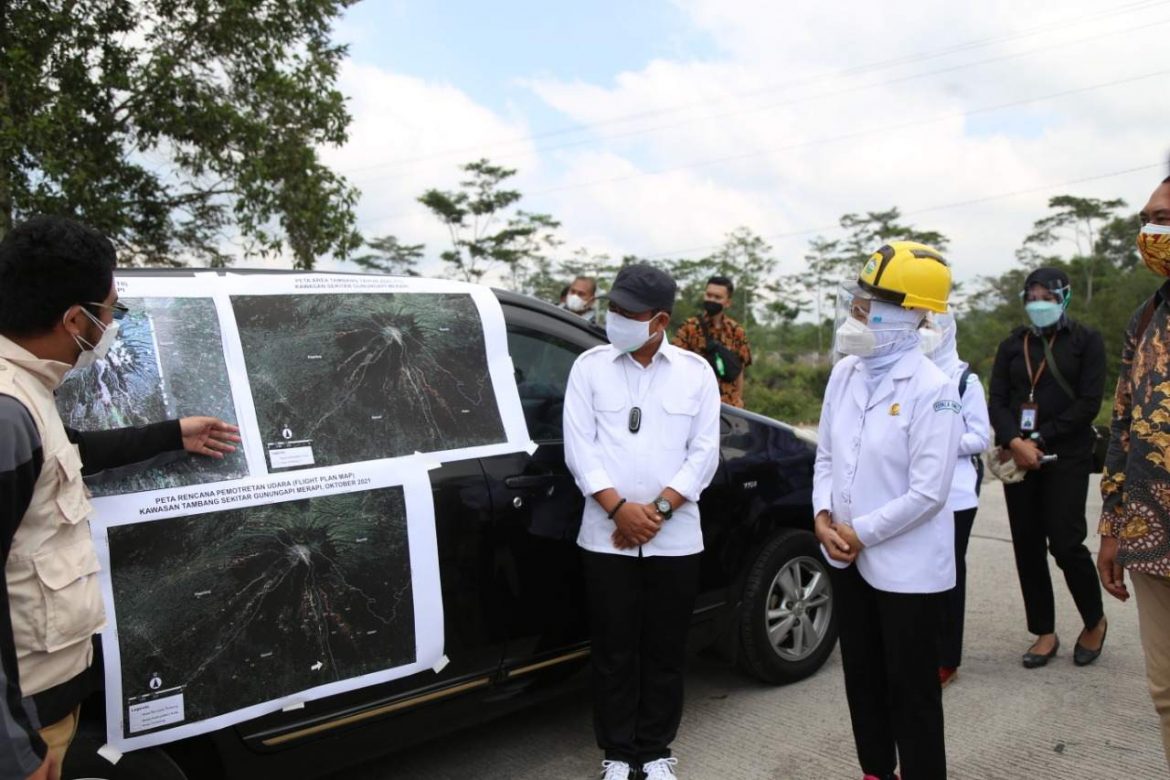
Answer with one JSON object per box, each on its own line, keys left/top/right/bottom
{"left": 831, "top": 281, "right": 872, "bottom": 362}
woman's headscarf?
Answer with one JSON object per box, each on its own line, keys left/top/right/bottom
{"left": 922, "top": 312, "right": 967, "bottom": 380}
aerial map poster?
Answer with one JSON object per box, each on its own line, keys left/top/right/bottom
{"left": 92, "top": 463, "right": 443, "bottom": 752}
{"left": 61, "top": 271, "right": 533, "bottom": 753}
{"left": 221, "top": 273, "right": 531, "bottom": 473}
{"left": 54, "top": 276, "right": 251, "bottom": 495}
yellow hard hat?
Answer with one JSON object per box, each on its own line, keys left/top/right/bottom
{"left": 852, "top": 241, "right": 951, "bottom": 313}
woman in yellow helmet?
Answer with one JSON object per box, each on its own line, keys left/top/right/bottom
{"left": 814, "top": 241, "right": 960, "bottom": 780}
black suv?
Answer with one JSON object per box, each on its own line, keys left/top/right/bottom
{"left": 65, "top": 289, "right": 836, "bottom": 780}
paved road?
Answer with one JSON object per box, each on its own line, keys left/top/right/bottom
{"left": 336, "top": 477, "right": 1166, "bottom": 779}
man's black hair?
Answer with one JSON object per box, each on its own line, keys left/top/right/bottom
{"left": 0, "top": 216, "right": 117, "bottom": 335}
{"left": 1163, "top": 174, "right": 1170, "bottom": 184}
{"left": 558, "top": 285, "right": 569, "bottom": 300}
{"left": 707, "top": 275, "right": 734, "bottom": 297}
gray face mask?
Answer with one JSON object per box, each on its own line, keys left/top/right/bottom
{"left": 69, "top": 307, "right": 120, "bottom": 370}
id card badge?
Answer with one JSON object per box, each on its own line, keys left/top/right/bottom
{"left": 1019, "top": 402, "right": 1038, "bottom": 433}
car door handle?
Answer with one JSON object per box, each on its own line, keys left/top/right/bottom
{"left": 504, "top": 475, "right": 558, "bottom": 491}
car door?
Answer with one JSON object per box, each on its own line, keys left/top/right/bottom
{"left": 480, "top": 304, "right": 602, "bottom": 686}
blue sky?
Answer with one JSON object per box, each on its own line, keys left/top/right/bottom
{"left": 340, "top": 1, "right": 716, "bottom": 131}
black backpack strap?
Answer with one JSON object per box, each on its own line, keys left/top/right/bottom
{"left": 958, "top": 368, "right": 974, "bottom": 399}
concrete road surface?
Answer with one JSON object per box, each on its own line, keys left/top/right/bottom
{"left": 335, "top": 477, "right": 1166, "bottom": 779}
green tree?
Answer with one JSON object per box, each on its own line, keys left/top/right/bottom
{"left": 835, "top": 207, "right": 950, "bottom": 268}
{"left": 0, "top": 0, "right": 361, "bottom": 267}
{"left": 780, "top": 236, "right": 845, "bottom": 356}
{"left": 666, "top": 227, "right": 777, "bottom": 330}
{"left": 350, "top": 235, "right": 424, "bottom": 276}
{"left": 1095, "top": 213, "right": 1143, "bottom": 271}
{"left": 418, "top": 159, "right": 561, "bottom": 283}
{"left": 1018, "top": 195, "right": 1127, "bottom": 303}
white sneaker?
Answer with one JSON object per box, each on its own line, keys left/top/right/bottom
{"left": 642, "top": 757, "right": 678, "bottom": 779}
{"left": 600, "top": 759, "right": 632, "bottom": 780}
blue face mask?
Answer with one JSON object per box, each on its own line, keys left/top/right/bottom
{"left": 1025, "top": 301, "right": 1063, "bottom": 329}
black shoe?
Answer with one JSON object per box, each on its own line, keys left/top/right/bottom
{"left": 1074, "top": 623, "right": 1107, "bottom": 666}
{"left": 1022, "top": 636, "right": 1059, "bottom": 668}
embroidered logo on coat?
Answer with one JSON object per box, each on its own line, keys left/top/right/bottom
{"left": 934, "top": 400, "right": 962, "bottom": 414}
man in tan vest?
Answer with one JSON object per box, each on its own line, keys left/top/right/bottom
{"left": 0, "top": 216, "right": 240, "bottom": 780}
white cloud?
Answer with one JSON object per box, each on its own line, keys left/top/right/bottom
{"left": 326, "top": 1, "right": 1169, "bottom": 296}
{"left": 316, "top": 62, "right": 540, "bottom": 275}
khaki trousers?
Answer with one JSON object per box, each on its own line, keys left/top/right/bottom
{"left": 36, "top": 706, "right": 80, "bottom": 780}
{"left": 1132, "top": 571, "right": 1170, "bottom": 769}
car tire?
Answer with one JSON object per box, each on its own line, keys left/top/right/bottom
{"left": 738, "top": 528, "right": 838, "bottom": 685}
{"left": 63, "top": 735, "right": 187, "bottom": 780}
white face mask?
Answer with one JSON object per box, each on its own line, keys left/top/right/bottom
{"left": 70, "top": 307, "right": 120, "bottom": 370}
{"left": 565, "top": 293, "right": 589, "bottom": 313}
{"left": 918, "top": 324, "right": 943, "bottom": 355}
{"left": 835, "top": 317, "right": 877, "bottom": 357}
{"left": 607, "top": 312, "right": 659, "bottom": 353}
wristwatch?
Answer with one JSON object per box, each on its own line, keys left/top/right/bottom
{"left": 654, "top": 496, "right": 673, "bottom": 520}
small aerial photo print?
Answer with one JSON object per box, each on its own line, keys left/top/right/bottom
{"left": 107, "top": 486, "right": 416, "bottom": 735}
{"left": 230, "top": 292, "right": 507, "bottom": 470}
{"left": 55, "top": 297, "right": 247, "bottom": 495}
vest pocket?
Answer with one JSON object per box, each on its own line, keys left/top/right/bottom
{"left": 52, "top": 446, "right": 92, "bottom": 525}
{"left": 28, "top": 539, "right": 105, "bottom": 653}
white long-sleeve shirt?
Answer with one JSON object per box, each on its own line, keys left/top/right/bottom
{"left": 813, "top": 351, "right": 963, "bottom": 593}
{"left": 563, "top": 340, "right": 721, "bottom": 557}
{"left": 948, "top": 371, "right": 991, "bottom": 511}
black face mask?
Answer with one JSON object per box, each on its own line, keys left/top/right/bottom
{"left": 702, "top": 301, "right": 724, "bottom": 316}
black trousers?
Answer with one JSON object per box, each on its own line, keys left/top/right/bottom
{"left": 939, "top": 507, "right": 977, "bottom": 669}
{"left": 582, "top": 550, "right": 702, "bottom": 766}
{"left": 833, "top": 564, "right": 947, "bottom": 780}
{"left": 1003, "top": 455, "right": 1104, "bottom": 635}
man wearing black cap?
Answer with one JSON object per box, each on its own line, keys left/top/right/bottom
{"left": 563, "top": 263, "right": 721, "bottom": 780}
{"left": 988, "top": 267, "right": 1108, "bottom": 670}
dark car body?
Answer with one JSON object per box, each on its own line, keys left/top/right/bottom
{"left": 66, "top": 286, "right": 831, "bottom": 780}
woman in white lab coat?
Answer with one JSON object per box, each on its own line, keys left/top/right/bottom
{"left": 920, "top": 313, "right": 991, "bottom": 688}
{"left": 814, "top": 241, "right": 962, "bottom": 780}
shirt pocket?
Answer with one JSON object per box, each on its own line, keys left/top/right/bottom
{"left": 660, "top": 394, "right": 701, "bottom": 446}
{"left": 593, "top": 389, "right": 627, "bottom": 428}
{"left": 12, "top": 537, "right": 105, "bottom": 654}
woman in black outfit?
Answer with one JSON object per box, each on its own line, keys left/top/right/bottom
{"left": 988, "top": 267, "right": 1108, "bottom": 668}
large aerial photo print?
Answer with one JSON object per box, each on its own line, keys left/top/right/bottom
{"left": 107, "top": 486, "right": 416, "bottom": 736}
{"left": 55, "top": 297, "right": 247, "bottom": 495}
{"left": 231, "top": 292, "right": 507, "bottom": 470}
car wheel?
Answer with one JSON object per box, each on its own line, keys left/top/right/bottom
{"left": 738, "top": 528, "right": 838, "bottom": 684}
{"left": 63, "top": 735, "right": 187, "bottom": 780}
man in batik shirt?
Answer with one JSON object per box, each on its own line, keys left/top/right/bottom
{"left": 1098, "top": 174, "right": 1170, "bottom": 769}
{"left": 672, "top": 276, "right": 752, "bottom": 408}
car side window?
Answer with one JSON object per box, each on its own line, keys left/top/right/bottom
{"left": 507, "top": 326, "right": 584, "bottom": 442}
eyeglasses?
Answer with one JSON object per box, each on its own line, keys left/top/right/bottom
{"left": 84, "top": 301, "right": 130, "bottom": 321}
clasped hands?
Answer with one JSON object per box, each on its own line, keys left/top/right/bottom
{"left": 814, "top": 510, "right": 864, "bottom": 564}
{"left": 611, "top": 501, "right": 666, "bottom": 550}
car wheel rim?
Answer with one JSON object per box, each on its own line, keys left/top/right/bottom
{"left": 764, "top": 555, "right": 832, "bottom": 662}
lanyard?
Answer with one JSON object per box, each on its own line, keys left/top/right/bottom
{"left": 1022, "top": 331, "right": 1058, "bottom": 403}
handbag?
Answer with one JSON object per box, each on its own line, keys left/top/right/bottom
{"left": 700, "top": 319, "right": 743, "bottom": 383}
{"left": 985, "top": 444, "right": 1027, "bottom": 484}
